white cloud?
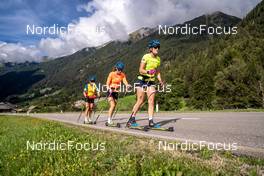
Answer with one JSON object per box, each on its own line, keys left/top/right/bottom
{"left": 0, "top": 0, "right": 261, "bottom": 62}
{"left": 0, "top": 42, "right": 42, "bottom": 63}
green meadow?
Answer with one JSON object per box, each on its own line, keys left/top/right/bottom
{"left": 0, "top": 115, "right": 263, "bottom": 175}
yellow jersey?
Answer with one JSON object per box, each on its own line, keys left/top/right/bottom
{"left": 84, "top": 83, "right": 98, "bottom": 97}
{"left": 140, "top": 53, "right": 160, "bottom": 81}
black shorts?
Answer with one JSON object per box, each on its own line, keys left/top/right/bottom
{"left": 135, "top": 79, "right": 156, "bottom": 88}
{"left": 107, "top": 91, "right": 119, "bottom": 100}
{"left": 85, "top": 98, "right": 95, "bottom": 103}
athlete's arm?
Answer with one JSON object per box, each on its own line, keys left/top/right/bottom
{"left": 95, "top": 85, "right": 101, "bottom": 97}
{"left": 83, "top": 85, "right": 88, "bottom": 97}
{"left": 139, "top": 62, "right": 148, "bottom": 74}
{"left": 122, "top": 74, "right": 129, "bottom": 86}
{"left": 139, "top": 61, "right": 156, "bottom": 75}
{"left": 122, "top": 75, "right": 132, "bottom": 92}
{"left": 156, "top": 70, "right": 164, "bottom": 86}
{"left": 106, "top": 73, "right": 112, "bottom": 90}
{"left": 123, "top": 78, "right": 129, "bottom": 86}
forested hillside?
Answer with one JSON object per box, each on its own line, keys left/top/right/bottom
{"left": 157, "top": 0, "right": 264, "bottom": 110}
{"left": 0, "top": 1, "right": 263, "bottom": 111}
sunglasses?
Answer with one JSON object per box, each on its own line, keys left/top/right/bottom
{"left": 154, "top": 46, "right": 160, "bottom": 49}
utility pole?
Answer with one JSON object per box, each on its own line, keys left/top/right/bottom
{"left": 259, "top": 81, "right": 264, "bottom": 108}
{"left": 155, "top": 101, "right": 159, "bottom": 112}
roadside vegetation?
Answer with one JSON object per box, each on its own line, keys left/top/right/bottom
{"left": 1, "top": 115, "right": 263, "bottom": 175}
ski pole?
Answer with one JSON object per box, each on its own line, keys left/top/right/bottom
{"left": 112, "top": 90, "right": 127, "bottom": 120}
{"left": 92, "top": 96, "right": 101, "bottom": 120}
{"left": 93, "top": 91, "right": 112, "bottom": 124}
{"left": 77, "top": 102, "right": 85, "bottom": 123}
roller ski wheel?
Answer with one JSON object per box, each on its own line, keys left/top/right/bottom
{"left": 105, "top": 122, "right": 121, "bottom": 128}
{"left": 168, "top": 127, "right": 174, "bottom": 132}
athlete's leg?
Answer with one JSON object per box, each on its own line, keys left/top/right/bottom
{"left": 131, "top": 87, "right": 145, "bottom": 117}
{"left": 108, "top": 97, "right": 116, "bottom": 123}
{"left": 84, "top": 102, "right": 89, "bottom": 122}
{"left": 88, "top": 103, "right": 94, "bottom": 121}
{"left": 146, "top": 86, "right": 156, "bottom": 120}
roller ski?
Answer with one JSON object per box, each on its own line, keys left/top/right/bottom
{"left": 84, "top": 121, "right": 96, "bottom": 125}
{"left": 127, "top": 125, "right": 149, "bottom": 131}
{"left": 105, "top": 121, "right": 121, "bottom": 128}
{"left": 126, "top": 117, "right": 149, "bottom": 132}
{"left": 147, "top": 119, "right": 174, "bottom": 132}
{"left": 84, "top": 119, "right": 96, "bottom": 124}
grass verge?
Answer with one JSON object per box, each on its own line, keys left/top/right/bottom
{"left": 0, "top": 115, "right": 263, "bottom": 175}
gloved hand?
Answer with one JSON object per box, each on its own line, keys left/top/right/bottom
{"left": 159, "top": 81, "right": 165, "bottom": 87}
{"left": 108, "top": 88, "right": 113, "bottom": 93}
{"left": 147, "top": 69, "right": 156, "bottom": 75}
{"left": 126, "top": 84, "right": 132, "bottom": 92}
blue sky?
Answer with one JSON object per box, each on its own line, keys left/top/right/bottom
{"left": 0, "top": 0, "right": 261, "bottom": 62}
{"left": 0, "top": 0, "right": 92, "bottom": 45}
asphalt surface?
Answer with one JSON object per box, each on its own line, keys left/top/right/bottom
{"left": 7, "top": 112, "right": 264, "bottom": 158}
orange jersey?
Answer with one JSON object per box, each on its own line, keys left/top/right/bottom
{"left": 106, "top": 71, "right": 128, "bottom": 89}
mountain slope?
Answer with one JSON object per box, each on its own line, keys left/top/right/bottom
{"left": 4, "top": 7, "right": 264, "bottom": 111}
{"left": 129, "top": 27, "right": 156, "bottom": 42}
{"left": 157, "top": 0, "right": 264, "bottom": 110}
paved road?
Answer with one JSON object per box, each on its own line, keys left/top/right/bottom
{"left": 9, "top": 112, "right": 264, "bottom": 157}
